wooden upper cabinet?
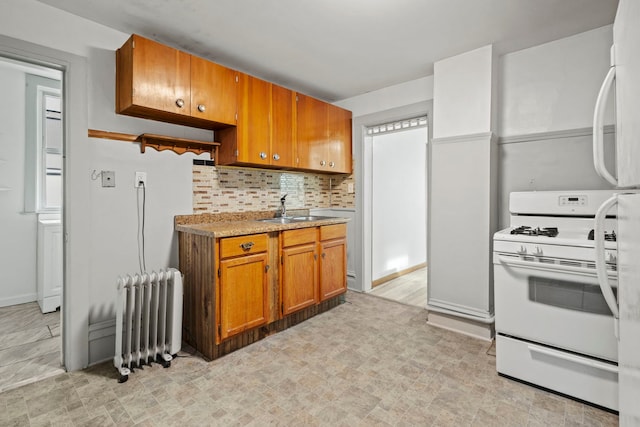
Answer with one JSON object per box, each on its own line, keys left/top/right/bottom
{"left": 116, "top": 34, "right": 191, "bottom": 117}
{"left": 218, "top": 76, "right": 297, "bottom": 169}
{"left": 296, "top": 93, "right": 352, "bottom": 174}
{"left": 116, "top": 34, "right": 237, "bottom": 130}
{"left": 327, "top": 104, "right": 353, "bottom": 174}
{"left": 271, "top": 85, "right": 296, "bottom": 168}
{"left": 190, "top": 55, "right": 237, "bottom": 125}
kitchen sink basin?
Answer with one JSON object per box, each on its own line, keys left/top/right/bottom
{"left": 256, "top": 217, "right": 296, "bottom": 224}
{"left": 290, "top": 216, "right": 336, "bottom": 222}
{"left": 256, "top": 216, "right": 337, "bottom": 224}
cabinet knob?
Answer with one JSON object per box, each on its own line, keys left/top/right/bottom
{"left": 329, "top": 161, "right": 335, "bottom": 168}
{"left": 273, "top": 153, "right": 280, "bottom": 161}
{"left": 259, "top": 152, "right": 267, "bottom": 160}
{"left": 175, "top": 98, "right": 185, "bottom": 108}
{"left": 320, "top": 160, "right": 326, "bottom": 166}
{"left": 197, "top": 104, "right": 206, "bottom": 113}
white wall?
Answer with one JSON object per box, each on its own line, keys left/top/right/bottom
{"left": 371, "top": 127, "right": 427, "bottom": 280}
{"left": 0, "top": 0, "right": 211, "bottom": 367}
{"left": 335, "top": 76, "right": 433, "bottom": 117}
{"left": 433, "top": 45, "right": 494, "bottom": 139}
{"left": 499, "top": 25, "right": 614, "bottom": 136}
{"left": 0, "top": 65, "right": 38, "bottom": 306}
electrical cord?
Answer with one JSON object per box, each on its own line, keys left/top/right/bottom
{"left": 137, "top": 182, "right": 147, "bottom": 274}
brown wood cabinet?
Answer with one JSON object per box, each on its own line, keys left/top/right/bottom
{"left": 319, "top": 224, "right": 348, "bottom": 301}
{"left": 296, "top": 93, "right": 352, "bottom": 174}
{"left": 179, "top": 222, "right": 347, "bottom": 360}
{"left": 217, "top": 75, "right": 297, "bottom": 168}
{"left": 217, "top": 234, "right": 269, "bottom": 342}
{"left": 116, "top": 34, "right": 237, "bottom": 130}
{"left": 280, "top": 228, "right": 318, "bottom": 315}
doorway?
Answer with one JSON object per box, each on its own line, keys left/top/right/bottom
{"left": 0, "top": 55, "right": 65, "bottom": 391}
{"left": 366, "top": 117, "right": 428, "bottom": 307}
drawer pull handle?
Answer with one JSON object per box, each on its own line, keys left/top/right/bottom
{"left": 175, "top": 98, "right": 185, "bottom": 108}
{"left": 240, "top": 242, "right": 255, "bottom": 251}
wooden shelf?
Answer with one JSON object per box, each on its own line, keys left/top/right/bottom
{"left": 88, "top": 129, "right": 220, "bottom": 158}
{"left": 137, "top": 133, "right": 220, "bottom": 157}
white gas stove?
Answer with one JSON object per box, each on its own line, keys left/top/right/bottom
{"left": 494, "top": 190, "right": 622, "bottom": 412}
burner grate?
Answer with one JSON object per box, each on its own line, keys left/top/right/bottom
{"left": 510, "top": 226, "right": 558, "bottom": 237}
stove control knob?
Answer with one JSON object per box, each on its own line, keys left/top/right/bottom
{"left": 517, "top": 245, "right": 527, "bottom": 255}
{"left": 533, "top": 246, "right": 543, "bottom": 256}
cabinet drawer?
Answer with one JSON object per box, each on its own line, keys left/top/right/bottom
{"left": 282, "top": 227, "right": 317, "bottom": 247}
{"left": 220, "top": 234, "right": 268, "bottom": 258}
{"left": 320, "top": 224, "right": 346, "bottom": 241}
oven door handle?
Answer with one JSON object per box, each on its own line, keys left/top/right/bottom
{"left": 528, "top": 343, "right": 618, "bottom": 374}
{"left": 595, "top": 195, "right": 619, "bottom": 338}
{"left": 495, "top": 255, "right": 614, "bottom": 279}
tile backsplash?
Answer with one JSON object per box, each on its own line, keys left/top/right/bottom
{"left": 193, "top": 164, "right": 355, "bottom": 213}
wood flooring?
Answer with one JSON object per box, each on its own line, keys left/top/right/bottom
{"left": 0, "top": 302, "right": 64, "bottom": 393}
{"left": 369, "top": 267, "right": 428, "bottom": 308}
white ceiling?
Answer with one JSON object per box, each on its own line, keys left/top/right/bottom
{"left": 39, "top": 0, "right": 618, "bottom": 102}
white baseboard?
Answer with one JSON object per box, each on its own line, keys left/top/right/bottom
{"left": 0, "top": 293, "right": 37, "bottom": 308}
{"left": 427, "top": 311, "right": 494, "bottom": 341}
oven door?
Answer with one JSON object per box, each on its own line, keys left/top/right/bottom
{"left": 494, "top": 252, "right": 618, "bottom": 362}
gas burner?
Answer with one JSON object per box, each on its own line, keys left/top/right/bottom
{"left": 510, "top": 226, "right": 559, "bottom": 237}
{"left": 587, "top": 229, "right": 617, "bottom": 242}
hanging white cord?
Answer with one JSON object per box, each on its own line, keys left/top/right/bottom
{"left": 136, "top": 183, "right": 147, "bottom": 274}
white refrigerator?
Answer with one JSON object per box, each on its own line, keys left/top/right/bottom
{"left": 593, "top": 0, "right": 640, "bottom": 424}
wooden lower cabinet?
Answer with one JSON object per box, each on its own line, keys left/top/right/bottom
{"left": 319, "top": 237, "right": 347, "bottom": 301}
{"left": 281, "top": 228, "right": 318, "bottom": 315}
{"left": 218, "top": 252, "right": 269, "bottom": 341}
{"left": 178, "top": 223, "right": 347, "bottom": 360}
{"left": 319, "top": 224, "right": 348, "bottom": 301}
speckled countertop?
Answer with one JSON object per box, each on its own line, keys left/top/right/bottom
{"left": 175, "top": 210, "right": 349, "bottom": 238}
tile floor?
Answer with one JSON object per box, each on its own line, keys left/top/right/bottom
{"left": 369, "top": 268, "right": 428, "bottom": 308}
{"left": 0, "top": 291, "right": 618, "bottom": 426}
{"left": 0, "top": 302, "right": 64, "bottom": 393}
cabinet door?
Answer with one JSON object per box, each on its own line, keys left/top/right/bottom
{"left": 281, "top": 243, "right": 318, "bottom": 315}
{"left": 118, "top": 34, "right": 191, "bottom": 116}
{"left": 190, "top": 55, "right": 237, "bottom": 125}
{"left": 271, "top": 85, "right": 296, "bottom": 168}
{"left": 319, "top": 238, "right": 347, "bottom": 301}
{"left": 236, "top": 74, "right": 272, "bottom": 165}
{"left": 219, "top": 252, "right": 269, "bottom": 341}
{"left": 296, "top": 93, "right": 328, "bottom": 171}
{"left": 327, "top": 104, "right": 352, "bottom": 174}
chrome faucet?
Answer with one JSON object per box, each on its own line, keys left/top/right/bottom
{"left": 279, "top": 194, "right": 288, "bottom": 217}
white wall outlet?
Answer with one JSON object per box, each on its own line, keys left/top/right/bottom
{"left": 135, "top": 172, "right": 147, "bottom": 188}
{"left": 347, "top": 183, "right": 355, "bottom": 194}
{"left": 101, "top": 170, "right": 115, "bottom": 188}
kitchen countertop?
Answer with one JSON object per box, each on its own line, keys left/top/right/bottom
{"left": 175, "top": 210, "right": 349, "bottom": 238}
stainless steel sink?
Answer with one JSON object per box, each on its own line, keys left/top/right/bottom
{"left": 256, "top": 217, "right": 296, "bottom": 224}
{"left": 290, "top": 216, "right": 336, "bottom": 222}
{"left": 256, "top": 215, "right": 337, "bottom": 224}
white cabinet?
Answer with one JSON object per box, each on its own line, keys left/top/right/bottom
{"left": 37, "top": 219, "right": 62, "bottom": 313}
